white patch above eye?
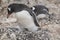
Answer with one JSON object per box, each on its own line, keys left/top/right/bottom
{"left": 32, "top": 7, "right": 35, "bottom": 10}
{"left": 8, "top": 8, "right": 11, "bottom": 11}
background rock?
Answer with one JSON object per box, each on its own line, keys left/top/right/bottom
{"left": 0, "top": 0, "right": 60, "bottom": 40}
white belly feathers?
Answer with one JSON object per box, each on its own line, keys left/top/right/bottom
{"left": 15, "top": 10, "right": 38, "bottom": 32}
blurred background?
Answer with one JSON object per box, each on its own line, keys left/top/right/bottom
{"left": 0, "top": 0, "right": 60, "bottom": 40}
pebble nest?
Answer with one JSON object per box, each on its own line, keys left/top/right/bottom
{"left": 0, "top": 27, "right": 51, "bottom": 40}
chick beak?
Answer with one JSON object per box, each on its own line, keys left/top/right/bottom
{"left": 7, "top": 13, "right": 11, "bottom": 18}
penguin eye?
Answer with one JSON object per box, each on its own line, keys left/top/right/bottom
{"left": 8, "top": 8, "right": 11, "bottom": 11}
{"left": 32, "top": 7, "right": 35, "bottom": 10}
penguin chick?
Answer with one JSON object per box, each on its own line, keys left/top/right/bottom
{"left": 7, "top": 3, "right": 40, "bottom": 32}
{"left": 31, "top": 5, "right": 50, "bottom": 20}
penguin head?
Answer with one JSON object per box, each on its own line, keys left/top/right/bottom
{"left": 31, "top": 5, "right": 49, "bottom": 16}
{"left": 7, "top": 3, "right": 29, "bottom": 18}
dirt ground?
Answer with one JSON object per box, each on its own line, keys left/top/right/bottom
{"left": 0, "top": 0, "right": 60, "bottom": 40}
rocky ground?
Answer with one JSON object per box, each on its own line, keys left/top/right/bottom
{"left": 0, "top": 0, "right": 60, "bottom": 40}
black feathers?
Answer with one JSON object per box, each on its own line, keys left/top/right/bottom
{"left": 8, "top": 3, "right": 29, "bottom": 13}
{"left": 7, "top": 3, "right": 40, "bottom": 27}
{"left": 31, "top": 5, "right": 49, "bottom": 16}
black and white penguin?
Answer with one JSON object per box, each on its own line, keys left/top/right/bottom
{"left": 31, "top": 5, "right": 50, "bottom": 20}
{"left": 7, "top": 3, "right": 40, "bottom": 32}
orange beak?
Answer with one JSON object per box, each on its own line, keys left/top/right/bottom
{"left": 7, "top": 13, "right": 11, "bottom": 18}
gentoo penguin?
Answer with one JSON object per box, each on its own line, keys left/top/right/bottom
{"left": 31, "top": 5, "right": 50, "bottom": 21}
{"left": 7, "top": 3, "right": 40, "bottom": 32}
